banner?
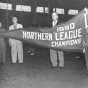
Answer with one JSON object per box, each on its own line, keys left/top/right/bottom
{"left": 0, "top": 8, "right": 88, "bottom": 52}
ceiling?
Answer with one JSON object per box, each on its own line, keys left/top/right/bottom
{"left": 2, "top": 0, "right": 88, "bottom": 10}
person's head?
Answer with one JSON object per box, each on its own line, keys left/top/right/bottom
{"left": 52, "top": 12, "right": 58, "bottom": 21}
{"left": 0, "top": 22, "right": 2, "bottom": 28}
{"left": 12, "top": 17, "right": 18, "bottom": 24}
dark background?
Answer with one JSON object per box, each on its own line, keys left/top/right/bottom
{"left": 1, "top": 0, "right": 88, "bottom": 29}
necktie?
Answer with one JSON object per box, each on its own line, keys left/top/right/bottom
{"left": 14, "top": 25, "right": 17, "bottom": 30}
{"left": 53, "top": 21, "right": 57, "bottom": 27}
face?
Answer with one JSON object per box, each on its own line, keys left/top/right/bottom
{"left": 12, "top": 17, "right": 18, "bottom": 24}
{"left": 0, "top": 22, "right": 2, "bottom": 28}
{"left": 52, "top": 12, "right": 58, "bottom": 21}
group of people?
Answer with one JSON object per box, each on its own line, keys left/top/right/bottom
{"left": 0, "top": 12, "right": 64, "bottom": 69}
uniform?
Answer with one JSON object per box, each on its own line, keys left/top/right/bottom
{"left": 0, "top": 28, "right": 6, "bottom": 63}
{"left": 9, "top": 24, "right": 23, "bottom": 63}
{"left": 50, "top": 20, "right": 64, "bottom": 67}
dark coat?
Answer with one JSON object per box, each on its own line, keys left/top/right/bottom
{"left": 0, "top": 28, "right": 6, "bottom": 63}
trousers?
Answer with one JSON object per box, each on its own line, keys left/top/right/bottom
{"left": 50, "top": 49, "right": 64, "bottom": 67}
{"left": 10, "top": 39, "right": 23, "bottom": 63}
{"left": 0, "top": 39, "right": 6, "bottom": 63}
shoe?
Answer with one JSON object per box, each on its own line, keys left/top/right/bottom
{"left": 51, "top": 66, "right": 59, "bottom": 71}
{"left": 59, "top": 67, "right": 64, "bottom": 70}
{"left": 51, "top": 66, "right": 56, "bottom": 68}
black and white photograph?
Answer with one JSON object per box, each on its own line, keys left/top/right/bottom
{"left": 0, "top": 0, "right": 88, "bottom": 88}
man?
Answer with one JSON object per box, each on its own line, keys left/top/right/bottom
{"left": 9, "top": 17, "right": 23, "bottom": 63}
{"left": 0, "top": 22, "right": 6, "bottom": 64}
{"left": 50, "top": 12, "right": 64, "bottom": 69}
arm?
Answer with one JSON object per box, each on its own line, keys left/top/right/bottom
{"left": 9, "top": 26, "right": 12, "bottom": 46}
{"left": 19, "top": 24, "right": 23, "bottom": 29}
